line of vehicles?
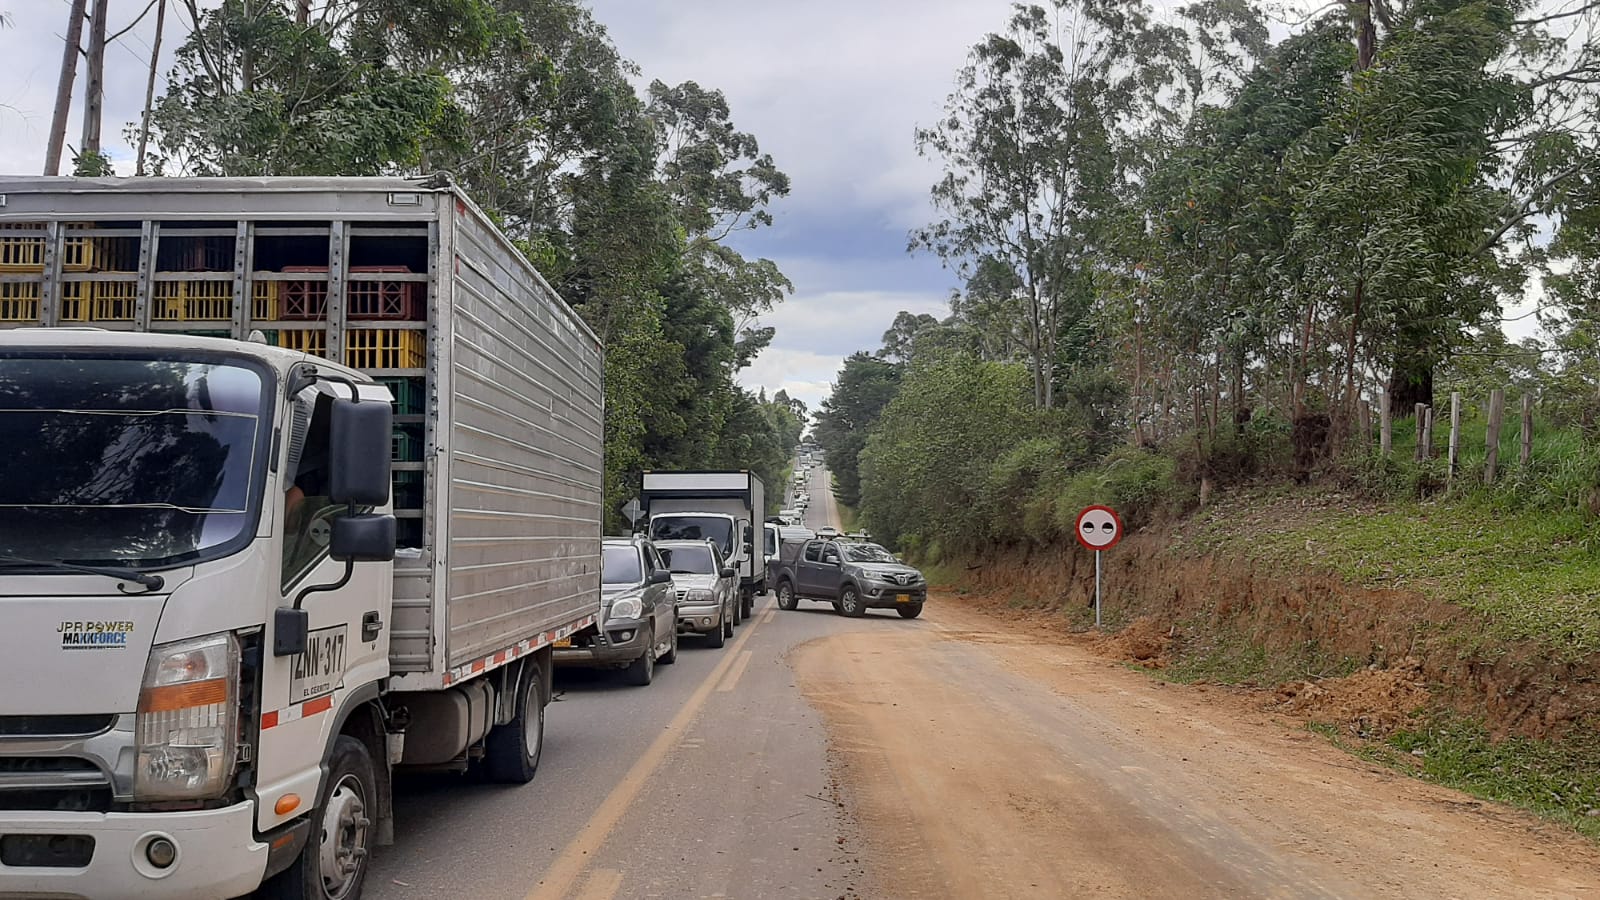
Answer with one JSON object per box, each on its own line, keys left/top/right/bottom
{"left": 0, "top": 176, "right": 923, "bottom": 900}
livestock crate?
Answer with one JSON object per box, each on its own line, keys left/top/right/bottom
{"left": 252, "top": 281, "right": 279, "bottom": 320}
{"left": 59, "top": 281, "right": 138, "bottom": 322}
{"left": 348, "top": 266, "right": 423, "bottom": 320}
{"left": 377, "top": 377, "right": 426, "bottom": 416}
{"left": 154, "top": 280, "right": 231, "bottom": 321}
{"left": 0, "top": 223, "right": 96, "bottom": 273}
{"left": 273, "top": 329, "right": 329, "bottom": 359}
{"left": 392, "top": 470, "right": 424, "bottom": 509}
{"left": 280, "top": 266, "right": 329, "bottom": 320}
{"left": 392, "top": 424, "right": 424, "bottom": 462}
{"left": 0, "top": 282, "right": 40, "bottom": 321}
{"left": 345, "top": 328, "right": 425, "bottom": 370}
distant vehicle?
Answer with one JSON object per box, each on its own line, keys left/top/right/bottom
{"left": 642, "top": 470, "right": 766, "bottom": 619}
{"left": 658, "top": 540, "right": 739, "bottom": 649}
{"left": 778, "top": 508, "right": 801, "bottom": 523}
{"left": 816, "top": 525, "right": 839, "bottom": 539}
{"left": 555, "top": 537, "right": 677, "bottom": 685}
{"left": 772, "top": 539, "right": 927, "bottom": 619}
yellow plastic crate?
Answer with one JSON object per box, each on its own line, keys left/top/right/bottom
{"left": 253, "top": 281, "right": 279, "bottom": 320}
{"left": 154, "top": 281, "right": 232, "bottom": 321}
{"left": 274, "top": 329, "right": 329, "bottom": 359}
{"left": 0, "top": 282, "right": 40, "bottom": 321}
{"left": 0, "top": 223, "right": 93, "bottom": 273}
{"left": 344, "top": 328, "right": 425, "bottom": 370}
{"left": 60, "top": 281, "right": 138, "bottom": 322}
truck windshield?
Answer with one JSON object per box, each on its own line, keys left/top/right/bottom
{"left": 601, "top": 546, "right": 642, "bottom": 585}
{"left": 651, "top": 516, "right": 733, "bottom": 557}
{"left": 0, "top": 353, "right": 269, "bottom": 569}
{"left": 661, "top": 545, "right": 715, "bottom": 575}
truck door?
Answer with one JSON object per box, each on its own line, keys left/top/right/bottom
{"left": 819, "top": 541, "right": 845, "bottom": 598}
{"left": 796, "top": 540, "right": 824, "bottom": 595}
{"left": 256, "top": 390, "right": 391, "bottom": 833}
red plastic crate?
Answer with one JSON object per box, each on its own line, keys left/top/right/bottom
{"left": 280, "top": 265, "right": 328, "bottom": 320}
{"left": 348, "top": 265, "right": 422, "bottom": 320}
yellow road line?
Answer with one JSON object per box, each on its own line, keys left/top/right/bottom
{"left": 572, "top": 869, "right": 623, "bottom": 900}
{"left": 525, "top": 618, "right": 765, "bottom": 900}
{"left": 715, "top": 650, "right": 754, "bottom": 693}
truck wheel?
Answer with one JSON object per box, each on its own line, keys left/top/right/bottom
{"left": 706, "top": 617, "right": 726, "bottom": 649}
{"left": 897, "top": 603, "right": 924, "bottom": 619}
{"left": 776, "top": 581, "right": 798, "bottom": 611}
{"left": 482, "top": 666, "right": 545, "bottom": 784}
{"left": 258, "top": 735, "right": 375, "bottom": 900}
{"left": 731, "top": 595, "right": 742, "bottom": 627}
{"left": 659, "top": 626, "right": 678, "bottom": 665}
{"left": 623, "top": 628, "right": 655, "bottom": 686}
{"left": 740, "top": 588, "right": 754, "bottom": 620}
{"left": 839, "top": 585, "right": 866, "bottom": 618}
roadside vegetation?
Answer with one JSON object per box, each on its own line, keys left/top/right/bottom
{"left": 813, "top": 0, "right": 1600, "bottom": 842}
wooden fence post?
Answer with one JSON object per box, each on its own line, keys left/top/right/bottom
{"left": 1448, "top": 392, "right": 1461, "bottom": 482}
{"left": 1485, "top": 389, "right": 1505, "bottom": 484}
{"left": 1520, "top": 393, "right": 1533, "bottom": 468}
{"left": 1380, "top": 391, "right": 1392, "bottom": 457}
{"left": 1414, "top": 403, "right": 1427, "bottom": 461}
{"left": 1422, "top": 406, "right": 1435, "bottom": 460}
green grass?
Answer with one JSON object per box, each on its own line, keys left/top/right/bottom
{"left": 1185, "top": 493, "right": 1600, "bottom": 660}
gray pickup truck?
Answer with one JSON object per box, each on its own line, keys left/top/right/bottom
{"left": 771, "top": 538, "right": 927, "bottom": 619}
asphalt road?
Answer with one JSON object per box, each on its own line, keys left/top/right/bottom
{"left": 367, "top": 459, "right": 863, "bottom": 900}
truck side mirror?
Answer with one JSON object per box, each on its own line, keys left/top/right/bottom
{"left": 720, "top": 567, "right": 737, "bottom": 579}
{"left": 329, "top": 396, "right": 392, "bottom": 506}
{"left": 331, "top": 514, "right": 396, "bottom": 562}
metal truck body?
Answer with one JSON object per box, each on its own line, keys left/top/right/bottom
{"left": 639, "top": 471, "right": 765, "bottom": 617}
{"left": 0, "top": 176, "right": 604, "bottom": 899}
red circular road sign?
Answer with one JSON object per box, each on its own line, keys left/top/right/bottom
{"left": 1074, "top": 505, "right": 1123, "bottom": 551}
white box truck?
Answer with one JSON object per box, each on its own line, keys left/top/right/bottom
{"left": 0, "top": 176, "right": 605, "bottom": 899}
{"left": 640, "top": 471, "right": 765, "bottom": 620}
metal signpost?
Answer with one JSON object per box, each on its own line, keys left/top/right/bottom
{"left": 1074, "top": 505, "right": 1123, "bottom": 627}
{"left": 622, "top": 498, "right": 644, "bottom": 530}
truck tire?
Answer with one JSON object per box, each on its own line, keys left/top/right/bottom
{"left": 776, "top": 580, "right": 798, "bottom": 611}
{"left": 897, "top": 603, "right": 924, "bottom": 619}
{"left": 838, "top": 585, "right": 866, "bottom": 618}
{"left": 740, "top": 588, "right": 754, "bottom": 620}
{"left": 731, "top": 594, "right": 742, "bottom": 627}
{"left": 258, "top": 735, "right": 375, "bottom": 900}
{"left": 623, "top": 628, "right": 655, "bottom": 686}
{"left": 706, "top": 616, "right": 726, "bottom": 649}
{"left": 482, "top": 666, "right": 545, "bottom": 784}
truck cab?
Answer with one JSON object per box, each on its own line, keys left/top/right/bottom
{"left": 0, "top": 330, "right": 398, "bottom": 899}
{"left": 639, "top": 471, "right": 766, "bottom": 620}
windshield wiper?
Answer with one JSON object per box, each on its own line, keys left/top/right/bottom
{"left": 0, "top": 556, "right": 165, "bottom": 592}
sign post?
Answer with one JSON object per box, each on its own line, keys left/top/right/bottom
{"left": 622, "top": 498, "right": 644, "bottom": 530}
{"left": 1073, "top": 505, "right": 1123, "bottom": 627}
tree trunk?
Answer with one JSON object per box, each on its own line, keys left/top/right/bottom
{"left": 1353, "top": 1, "right": 1378, "bottom": 70}
{"left": 135, "top": 0, "right": 166, "bottom": 176}
{"left": 1387, "top": 356, "right": 1433, "bottom": 418}
{"left": 241, "top": 0, "right": 256, "bottom": 92}
{"left": 296, "top": 0, "right": 310, "bottom": 25}
{"left": 45, "top": 0, "right": 89, "bottom": 175}
{"left": 78, "top": 0, "right": 108, "bottom": 168}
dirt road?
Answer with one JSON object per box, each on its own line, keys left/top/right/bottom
{"left": 794, "top": 600, "right": 1600, "bottom": 899}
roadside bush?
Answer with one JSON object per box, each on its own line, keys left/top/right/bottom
{"left": 1054, "top": 447, "right": 1192, "bottom": 530}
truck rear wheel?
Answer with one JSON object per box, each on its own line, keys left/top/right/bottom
{"left": 482, "top": 665, "right": 545, "bottom": 784}
{"left": 740, "top": 588, "right": 754, "bottom": 620}
{"left": 258, "top": 735, "right": 374, "bottom": 900}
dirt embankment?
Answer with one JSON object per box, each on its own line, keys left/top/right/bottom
{"left": 942, "top": 535, "right": 1600, "bottom": 741}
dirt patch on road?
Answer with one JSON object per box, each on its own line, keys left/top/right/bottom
{"left": 793, "top": 605, "right": 1600, "bottom": 899}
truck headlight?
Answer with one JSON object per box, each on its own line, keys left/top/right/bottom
{"left": 134, "top": 633, "right": 239, "bottom": 801}
{"left": 609, "top": 597, "right": 643, "bottom": 621}
{"left": 685, "top": 589, "right": 714, "bottom": 604}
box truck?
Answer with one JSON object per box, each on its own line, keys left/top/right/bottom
{"left": 639, "top": 471, "right": 765, "bottom": 620}
{"left": 0, "top": 176, "right": 604, "bottom": 899}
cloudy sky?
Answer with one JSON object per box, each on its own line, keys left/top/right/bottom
{"left": 0, "top": 1, "right": 1545, "bottom": 413}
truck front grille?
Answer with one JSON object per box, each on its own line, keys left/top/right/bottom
{"left": 0, "top": 758, "right": 113, "bottom": 813}
{"left": 0, "top": 715, "right": 115, "bottom": 738}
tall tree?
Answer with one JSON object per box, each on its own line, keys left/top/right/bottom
{"left": 45, "top": 0, "right": 87, "bottom": 176}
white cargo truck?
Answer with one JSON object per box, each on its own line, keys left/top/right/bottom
{"left": 640, "top": 471, "right": 765, "bottom": 621}
{"left": 0, "top": 176, "right": 605, "bottom": 899}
